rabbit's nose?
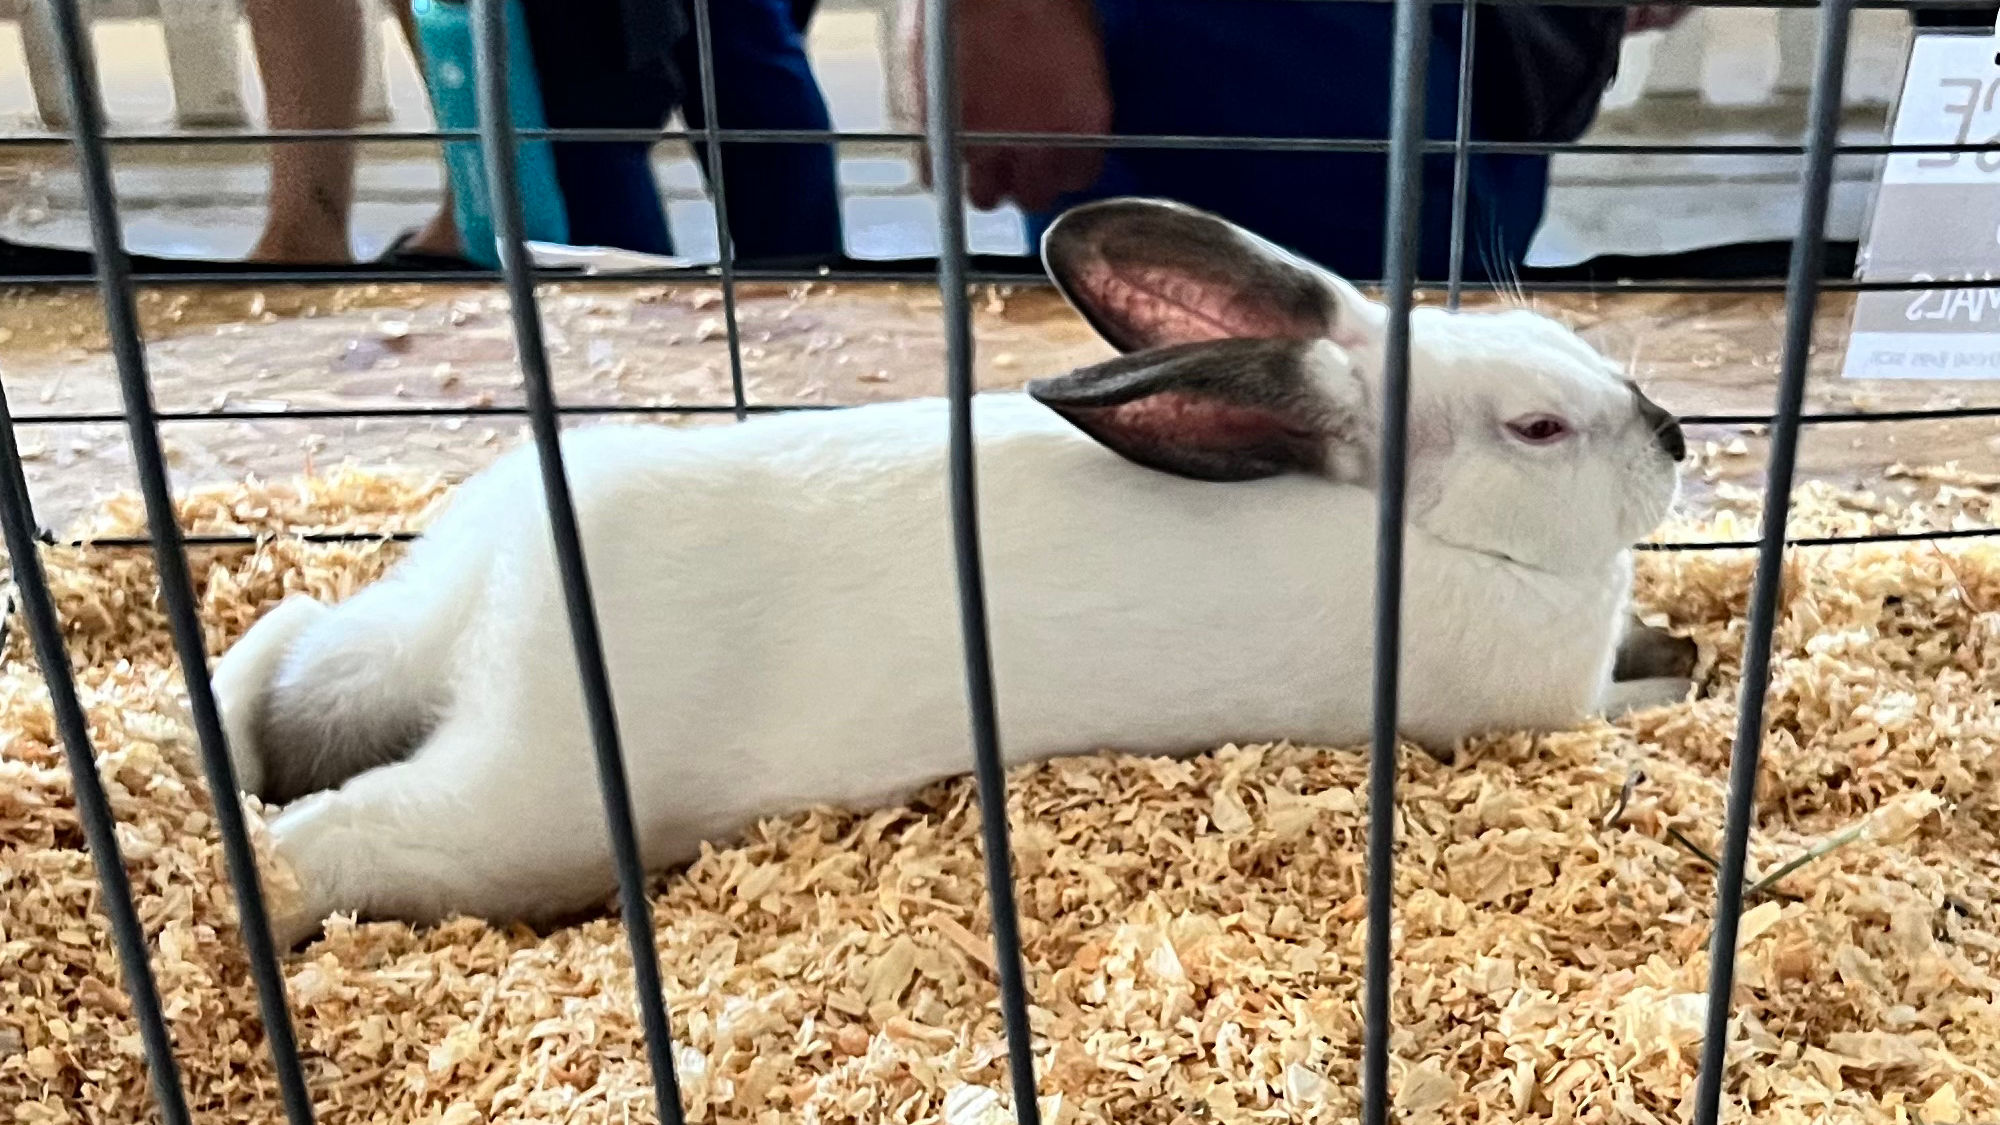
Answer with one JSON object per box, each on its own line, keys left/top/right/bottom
{"left": 1627, "top": 383, "right": 1685, "bottom": 462}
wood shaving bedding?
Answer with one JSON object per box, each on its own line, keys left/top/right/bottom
{"left": 3, "top": 469, "right": 1999, "bottom": 1125}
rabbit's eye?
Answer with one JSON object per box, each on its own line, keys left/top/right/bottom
{"left": 1506, "top": 415, "right": 1571, "bottom": 444}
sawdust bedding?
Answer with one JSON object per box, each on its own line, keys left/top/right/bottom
{"left": 4, "top": 461, "right": 2000, "bottom": 1125}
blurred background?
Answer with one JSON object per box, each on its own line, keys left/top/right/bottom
{"left": 0, "top": 0, "right": 1925, "bottom": 268}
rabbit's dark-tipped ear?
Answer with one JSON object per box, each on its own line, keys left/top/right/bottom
{"left": 1041, "top": 198, "right": 1381, "bottom": 354}
{"left": 1027, "top": 336, "right": 1368, "bottom": 483}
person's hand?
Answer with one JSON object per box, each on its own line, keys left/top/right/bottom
{"left": 898, "top": 0, "right": 1112, "bottom": 213}
{"left": 1625, "top": 4, "right": 1691, "bottom": 33}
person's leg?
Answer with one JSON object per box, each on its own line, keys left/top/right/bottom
{"left": 676, "top": 0, "right": 843, "bottom": 263}
{"left": 520, "top": 0, "right": 680, "bottom": 254}
{"left": 244, "top": 0, "right": 365, "bottom": 263}
{"left": 1470, "top": 153, "right": 1552, "bottom": 276}
{"left": 383, "top": 0, "right": 463, "bottom": 257}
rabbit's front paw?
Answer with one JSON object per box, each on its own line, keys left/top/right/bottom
{"left": 1601, "top": 675, "right": 1694, "bottom": 718}
{"left": 1613, "top": 620, "right": 1698, "bottom": 683}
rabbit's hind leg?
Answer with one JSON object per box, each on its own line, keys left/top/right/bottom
{"left": 263, "top": 715, "right": 612, "bottom": 948}
{"left": 247, "top": 578, "right": 465, "bottom": 806}
{"left": 213, "top": 595, "right": 331, "bottom": 801}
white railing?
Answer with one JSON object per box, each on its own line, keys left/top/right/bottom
{"left": 1615, "top": 5, "right": 1905, "bottom": 110}
{"left": 1645, "top": 8, "right": 1824, "bottom": 101}
{"left": 1, "top": 0, "right": 899, "bottom": 131}
{"left": 5, "top": 0, "right": 400, "bottom": 128}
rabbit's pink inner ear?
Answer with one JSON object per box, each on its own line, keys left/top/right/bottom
{"left": 1073, "top": 260, "right": 1331, "bottom": 351}
{"left": 1060, "top": 392, "right": 1326, "bottom": 482}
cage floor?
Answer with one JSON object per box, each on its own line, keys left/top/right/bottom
{"left": 6, "top": 280, "right": 2000, "bottom": 1122}
{"left": 3, "top": 467, "right": 2000, "bottom": 1123}
{"left": 2, "top": 282, "right": 2000, "bottom": 536}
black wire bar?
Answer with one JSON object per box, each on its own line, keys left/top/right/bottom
{"left": 687, "top": 0, "right": 749, "bottom": 419}
{"left": 1692, "top": 1, "right": 1856, "bottom": 1123}
{"left": 11, "top": 126, "right": 2000, "bottom": 158}
{"left": 1446, "top": 1, "right": 1477, "bottom": 310}
{"left": 0, "top": 385, "right": 193, "bottom": 1124}
{"left": 15, "top": 399, "right": 2000, "bottom": 429}
{"left": 1364, "top": 0, "right": 1434, "bottom": 1121}
{"left": 923, "top": 0, "right": 1044, "bottom": 1118}
{"left": 7, "top": 263, "right": 1997, "bottom": 296}
{"left": 50, "top": 523, "right": 2000, "bottom": 554}
{"left": 466, "top": 1, "right": 687, "bottom": 1120}
{"left": 42, "top": 2, "right": 321, "bottom": 1122}
{"left": 12, "top": 403, "right": 838, "bottom": 425}
{"left": 1638, "top": 526, "right": 2000, "bottom": 551}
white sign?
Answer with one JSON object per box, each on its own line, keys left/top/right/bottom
{"left": 1845, "top": 29, "right": 2000, "bottom": 379}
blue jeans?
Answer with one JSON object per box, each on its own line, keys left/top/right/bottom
{"left": 1022, "top": 0, "right": 1552, "bottom": 281}
{"left": 525, "top": 0, "right": 843, "bottom": 261}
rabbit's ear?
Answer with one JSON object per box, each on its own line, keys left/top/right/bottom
{"left": 1027, "top": 336, "right": 1368, "bottom": 482}
{"left": 1041, "top": 197, "right": 1382, "bottom": 354}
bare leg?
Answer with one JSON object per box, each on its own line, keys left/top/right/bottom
{"left": 245, "top": 0, "right": 460, "bottom": 262}
{"left": 245, "top": 0, "right": 364, "bottom": 263}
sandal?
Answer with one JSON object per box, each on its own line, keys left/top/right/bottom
{"left": 373, "top": 228, "right": 480, "bottom": 272}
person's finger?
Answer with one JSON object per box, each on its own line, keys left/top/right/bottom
{"left": 1008, "top": 144, "right": 1105, "bottom": 214}
{"left": 1003, "top": 147, "right": 1067, "bottom": 214}
{"left": 966, "top": 147, "right": 1016, "bottom": 211}
{"left": 1626, "top": 5, "right": 1690, "bottom": 32}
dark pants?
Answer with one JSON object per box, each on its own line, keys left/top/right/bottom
{"left": 1022, "top": 0, "right": 1560, "bottom": 282}
{"left": 674, "top": 0, "right": 844, "bottom": 261}
{"left": 1912, "top": 4, "right": 1997, "bottom": 26}
{"left": 521, "top": 0, "right": 843, "bottom": 262}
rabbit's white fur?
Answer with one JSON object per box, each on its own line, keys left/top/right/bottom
{"left": 214, "top": 199, "right": 1684, "bottom": 946}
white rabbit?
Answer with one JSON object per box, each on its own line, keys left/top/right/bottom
{"left": 211, "top": 197, "right": 1688, "bottom": 946}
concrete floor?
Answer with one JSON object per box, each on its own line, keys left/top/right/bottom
{"left": 0, "top": 6, "right": 1920, "bottom": 267}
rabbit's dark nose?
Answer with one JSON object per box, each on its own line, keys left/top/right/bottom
{"left": 1627, "top": 381, "right": 1685, "bottom": 462}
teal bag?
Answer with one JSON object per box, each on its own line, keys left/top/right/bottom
{"left": 411, "top": 0, "right": 570, "bottom": 268}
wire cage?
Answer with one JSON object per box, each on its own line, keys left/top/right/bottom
{"left": 4, "top": 0, "right": 1998, "bottom": 1121}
